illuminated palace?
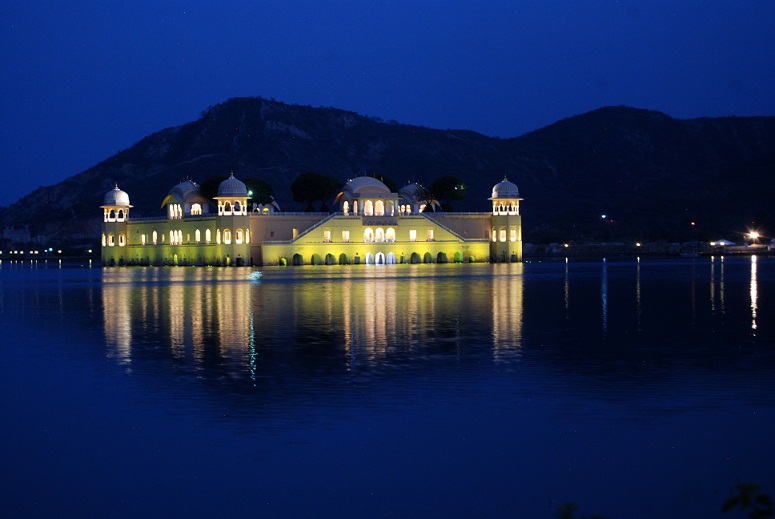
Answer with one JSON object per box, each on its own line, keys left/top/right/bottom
{"left": 100, "top": 174, "right": 523, "bottom": 267}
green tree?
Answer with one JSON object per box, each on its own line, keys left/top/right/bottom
{"left": 242, "top": 177, "right": 275, "bottom": 205}
{"left": 291, "top": 171, "right": 339, "bottom": 211}
{"left": 415, "top": 184, "right": 440, "bottom": 212}
{"left": 199, "top": 175, "right": 227, "bottom": 201}
{"left": 430, "top": 175, "right": 466, "bottom": 210}
{"left": 722, "top": 484, "right": 774, "bottom": 519}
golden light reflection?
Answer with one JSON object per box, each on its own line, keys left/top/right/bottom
{"left": 101, "top": 266, "right": 525, "bottom": 376}
{"left": 492, "top": 263, "right": 524, "bottom": 360}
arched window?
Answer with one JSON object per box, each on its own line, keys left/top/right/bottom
{"left": 363, "top": 228, "right": 374, "bottom": 242}
{"left": 119, "top": 234, "right": 125, "bottom": 246}
{"left": 353, "top": 200, "right": 358, "bottom": 214}
{"left": 386, "top": 228, "right": 396, "bottom": 242}
{"left": 499, "top": 228, "right": 507, "bottom": 242}
{"left": 245, "top": 229, "right": 250, "bottom": 244}
{"left": 375, "top": 200, "right": 384, "bottom": 216}
{"left": 141, "top": 234, "right": 146, "bottom": 245}
{"left": 117, "top": 209, "right": 124, "bottom": 220}
{"left": 375, "top": 228, "right": 385, "bottom": 242}
{"left": 235, "top": 229, "right": 243, "bottom": 244}
{"left": 102, "top": 234, "right": 106, "bottom": 246}
{"left": 108, "top": 234, "right": 115, "bottom": 246}
{"left": 191, "top": 203, "right": 202, "bottom": 216}
{"left": 364, "top": 200, "right": 373, "bottom": 216}
{"left": 234, "top": 201, "right": 241, "bottom": 212}
{"left": 510, "top": 228, "right": 517, "bottom": 242}
{"left": 195, "top": 229, "right": 201, "bottom": 243}
{"left": 216, "top": 229, "right": 221, "bottom": 244}
{"left": 169, "top": 230, "right": 175, "bottom": 245}
{"left": 224, "top": 202, "right": 232, "bottom": 213}
{"left": 491, "top": 228, "right": 497, "bottom": 242}
{"left": 153, "top": 231, "right": 158, "bottom": 244}
{"left": 109, "top": 209, "right": 116, "bottom": 220}
{"left": 205, "top": 229, "right": 211, "bottom": 244}
{"left": 223, "top": 229, "right": 231, "bottom": 244}
{"left": 343, "top": 200, "right": 349, "bottom": 215}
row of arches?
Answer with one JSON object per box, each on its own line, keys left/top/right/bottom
{"left": 492, "top": 202, "right": 520, "bottom": 215}
{"left": 102, "top": 233, "right": 126, "bottom": 247}
{"left": 104, "top": 209, "right": 127, "bottom": 222}
{"left": 217, "top": 201, "right": 248, "bottom": 215}
{"left": 492, "top": 227, "right": 520, "bottom": 242}
{"left": 168, "top": 203, "right": 204, "bottom": 219}
{"left": 287, "top": 251, "right": 467, "bottom": 266}
{"left": 109, "top": 228, "right": 250, "bottom": 246}
{"left": 363, "top": 227, "right": 396, "bottom": 242}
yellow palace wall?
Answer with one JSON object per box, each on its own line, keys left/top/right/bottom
{"left": 259, "top": 213, "right": 492, "bottom": 266}
{"left": 102, "top": 215, "right": 252, "bottom": 266}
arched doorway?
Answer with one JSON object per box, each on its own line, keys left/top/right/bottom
{"left": 386, "top": 252, "right": 397, "bottom": 264}
{"left": 436, "top": 252, "right": 447, "bottom": 263}
{"left": 410, "top": 252, "right": 421, "bottom": 264}
{"left": 292, "top": 253, "right": 304, "bottom": 266}
{"left": 364, "top": 252, "right": 374, "bottom": 265}
{"left": 325, "top": 253, "right": 336, "bottom": 265}
{"left": 339, "top": 253, "right": 349, "bottom": 265}
{"left": 375, "top": 252, "right": 385, "bottom": 265}
{"left": 424, "top": 252, "right": 433, "bottom": 263}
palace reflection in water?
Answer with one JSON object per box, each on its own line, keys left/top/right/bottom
{"left": 101, "top": 266, "right": 525, "bottom": 380}
{"left": 101, "top": 257, "right": 761, "bottom": 390}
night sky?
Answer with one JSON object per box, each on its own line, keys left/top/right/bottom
{"left": 2, "top": 1, "right": 774, "bottom": 206}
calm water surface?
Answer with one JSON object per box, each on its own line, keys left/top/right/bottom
{"left": 1, "top": 257, "right": 774, "bottom": 518}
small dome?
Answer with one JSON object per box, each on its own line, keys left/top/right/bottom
{"left": 168, "top": 180, "right": 200, "bottom": 201}
{"left": 342, "top": 176, "right": 390, "bottom": 196}
{"left": 217, "top": 173, "right": 248, "bottom": 198}
{"left": 490, "top": 176, "right": 520, "bottom": 199}
{"left": 103, "top": 185, "right": 131, "bottom": 206}
{"left": 398, "top": 182, "right": 422, "bottom": 199}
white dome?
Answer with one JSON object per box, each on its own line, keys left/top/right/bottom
{"left": 217, "top": 173, "right": 248, "bottom": 198}
{"left": 490, "top": 177, "right": 520, "bottom": 199}
{"left": 398, "top": 182, "right": 422, "bottom": 199}
{"left": 342, "top": 176, "right": 390, "bottom": 196}
{"left": 103, "top": 185, "right": 131, "bottom": 206}
{"left": 168, "top": 180, "right": 200, "bottom": 201}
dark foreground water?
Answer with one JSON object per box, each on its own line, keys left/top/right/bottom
{"left": 1, "top": 257, "right": 773, "bottom": 518}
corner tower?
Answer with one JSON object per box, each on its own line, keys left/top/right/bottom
{"left": 101, "top": 185, "right": 132, "bottom": 266}
{"left": 214, "top": 173, "right": 251, "bottom": 266}
{"left": 489, "top": 177, "right": 523, "bottom": 262}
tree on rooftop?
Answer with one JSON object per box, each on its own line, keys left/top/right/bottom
{"left": 291, "top": 171, "right": 339, "bottom": 211}
{"left": 242, "top": 177, "right": 275, "bottom": 205}
{"left": 430, "top": 175, "right": 466, "bottom": 210}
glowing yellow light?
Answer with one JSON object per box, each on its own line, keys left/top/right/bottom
{"left": 748, "top": 231, "right": 760, "bottom": 240}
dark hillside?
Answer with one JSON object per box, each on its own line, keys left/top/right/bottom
{"left": 3, "top": 98, "right": 774, "bottom": 245}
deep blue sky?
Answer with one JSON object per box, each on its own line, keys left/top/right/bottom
{"left": 2, "top": 1, "right": 774, "bottom": 206}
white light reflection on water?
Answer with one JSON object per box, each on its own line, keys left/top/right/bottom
{"left": 751, "top": 255, "right": 758, "bottom": 331}
{"left": 601, "top": 258, "right": 608, "bottom": 334}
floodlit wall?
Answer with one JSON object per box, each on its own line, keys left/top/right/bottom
{"left": 260, "top": 213, "right": 491, "bottom": 266}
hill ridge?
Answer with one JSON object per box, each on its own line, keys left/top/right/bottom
{"left": 2, "top": 97, "right": 774, "bottom": 245}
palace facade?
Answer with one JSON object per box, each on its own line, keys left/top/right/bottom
{"left": 100, "top": 174, "right": 523, "bottom": 266}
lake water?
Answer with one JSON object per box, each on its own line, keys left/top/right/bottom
{"left": 1, "top": 257, "right": 773, "bottom": 518}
